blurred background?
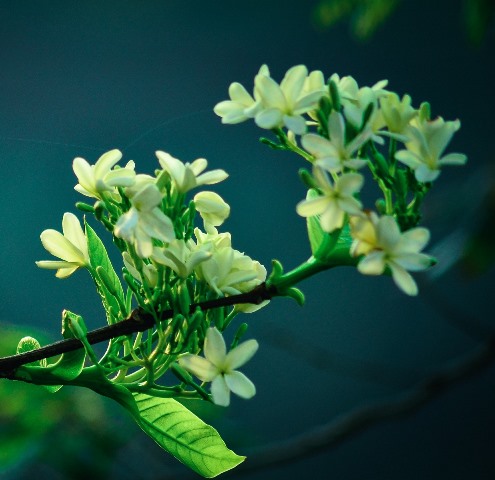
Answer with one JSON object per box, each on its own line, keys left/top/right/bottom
{"left": 1, "top": 0, "right": 494, "bottom": 478}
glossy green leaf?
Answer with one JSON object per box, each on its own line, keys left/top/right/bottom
{"left": 85, "top": 221, "right": 126, "bottom": 321}
{"left": 132, "top": 393, "right": 245, "bottom": 478}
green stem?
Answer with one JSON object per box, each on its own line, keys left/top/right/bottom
{"left": 269, "top": 257, "right": 329, "bottom": 293}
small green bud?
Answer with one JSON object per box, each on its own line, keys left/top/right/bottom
{"left": 318, "top": 95, "right": 332, "bottom": 116}
{"left": 178, "top": 282, "right": 191, "bottom": 316}
{"left": 375, "top": 198, "right": 387, "bottom": 214}
{"left": 156, "top": 169, "right": 171, "bottom": 191}
{"left": 94, "top": 201, "right": 104, "bottom": 220}
{"left": 259, "top": 137, "right": 284, "bottom": 150}
{"left": 231, "top": 323, "right": 248, "bottom": 349}
{"left": 299, "top": 169, "right": 318, "bottom": 189}
{"left": 62, "top": 310, "right": 88, "bottom": 341}
{"left": 315, "top": 109, "right": 329, "bottom": 137}
{"left": 395, "top": 169, "right": 409, "bottom": 199}
{"left": 419, "top": 102, "right": 431, "bottom": 122}
{"left": 374, "top": 153, "right": 390, "bottom": 179}
{"left": 96, "top": 266, "right": 118, "bottom": 297}
{"left": 75, "top": 202, "right": 95, "bottom": 213}
{"left": 171, "top": 362, "right": 193, "bottom": 384}
{"left": 361, "top": 102, "right": 374, "bottom": 130}
{"left": 329, "top": 79, "right": 341, "bottom": 111}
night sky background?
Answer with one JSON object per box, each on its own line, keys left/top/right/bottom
{"left": 1, "top": 1, "right": 495, "bottom": 479}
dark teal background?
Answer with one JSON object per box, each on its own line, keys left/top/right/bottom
{"left": 1, "top": 1, "right": 494, "bottom": 478}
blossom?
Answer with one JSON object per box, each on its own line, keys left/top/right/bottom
{"left": 379, "top": 92, "right": 417, "bottom": 137}
{"left": 193, "top": 191, "right": 230, "bottom": 229}
{"left": 114, "top": 183, "right": 175, "bottom": 258}
{"left": 213, "top": 65, "right": 269, "bottom": 124}
{"left": 194, "top": 244, "right": 267, "bottom": 311}
{"left": 178, "top": 327, "right": 258, "bottom": 407}
{"left": 296, "top": 170, "right": 364, "bottom": 232}
{"left": 156, "top": 151, "right": 228, "bottom": 194}
{"left": 301, "top": 111, "right": 370, "bottom": 172}
{"left": 122, "top": 251, "right": 158, "bottom": 288}
{"left": 73, "top": 149, "right": 136, "bottom": 199}
{"left": 330, "top": 74, "right": 388, "bottom": 106}
{"left": 194, "top": 226, "right": 232, "bottom": 249}
{"left": 151, "top": 239, "right": 211, "bottom": 279}
{"left": 36, "top": 212, "right": 89, "bottom": 278}
{"left": 351, "top": 213, "right": 434, "bottom": 295}
{"left": 253, "top": 65, "right": 325, "bottom": 134}
{"left": 395, "top": 117, "right": 467, "bottom": 182}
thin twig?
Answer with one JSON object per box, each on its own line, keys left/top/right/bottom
{"left": 0, "top": 283, "right": 274, "bottom": 377}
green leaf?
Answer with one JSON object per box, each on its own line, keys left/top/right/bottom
{"left": 14, "top": 316, "right": 87, "bottom": 391}
{"left": 16, "top": 336, "right": 44, "bottom": 366}
{"left": 132, "top": 393, "right": 245, "bottom": 478}
{"left": 85, "top": 220, "right": 126, "bottom": 321}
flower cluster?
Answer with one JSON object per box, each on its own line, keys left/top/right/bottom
{"left": 37, "top": 148, "right": 265, "bottom": 406}
{"left": 215, "top": 65, "right": 467, "bottom": 295}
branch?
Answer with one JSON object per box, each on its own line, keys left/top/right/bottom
{"left": 0, "top": 283, "right": 275, "bottom": 378}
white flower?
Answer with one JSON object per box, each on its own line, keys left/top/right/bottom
{"left": 379, "top": 92, "right": 417, "bottom": 137}
{"left": 195, "top": 246, "right": 266, "bottom": 297}
{"left": 351, "top": 214, "right": 433, "bottom": 295}
{"left": 395, "top": 117, "right": 467, "bottom": 182}
{"left": 302, "top": 111, "right": 370, "bottom": 172}
{"left": 194, "top": 227, "right": 232, "bottom": 249}
{"left": 296, "top": 170, "right": 364, "bottom": 232}
{"left": 156, "top": 151, "right": 228, "bottom": 194}
{"left": 122, "top": 251, "right": 158, "bottom": 288}
{"left": 213, "top": 65, "right": 269, "bottom": 124}
{"left": 178, "top": 327, "right": 258, "bottom": 407}
{"left": 193, "top": 191, "right": 230, "bottom": 229}
{"left": 36, "top": 212, "right": 89, "bottom": 278}
{"left": 114, "top": 183, "right": 175, "bottom": 258}
{"left": 330, "top": 74, "right": 388, "bottom": 105}
{"left": 151, "top": 239, "right": 211, "bottom": 279}
{"left": 73, "top": 149, "right": 136, "bottom": 199}
{"left": 254, "top": 65, "right": 325, "bottom": 135}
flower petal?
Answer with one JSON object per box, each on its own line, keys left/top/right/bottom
{"left": 296, "top": 195, "right": 330, "bottom": 218}
{"left": 211, "top": 375, "right": 231, "bottom": 407}
{"left": 40, "top": 229, "right": 85, "bottom": 263}
{"left": 225, "top": 339, "right": 259, "bottom": 370}
{"left": 204, "top": 327, "right": 227, "bottom": 367}
{"left": 94, "top": 149, "right": 122, "bottom": 178}
{"left": 255, "top": 108, "right": 283, "bottom": 130}
{"left": 283, "top": 114, "right": 306, "bottom": 135}
{"left": 62, "top": 213, "right": 87, "bottom": 258}
{"left": 255, "top": 75, "right": 286, "bottom": 110}
{"left": 178, "top": 355, "right": 218, "bottom": 382}
{"left": 228, "top": 82, "right": 254, "bottom": 105}
{"left": 389, "top": 263, "right": 418, "bottom": 296}
{"left": 224, "top": 371, "right": 256, "bottom": 399}
{"left": 357, "top": 251, "right": 386, "bottom": 275}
